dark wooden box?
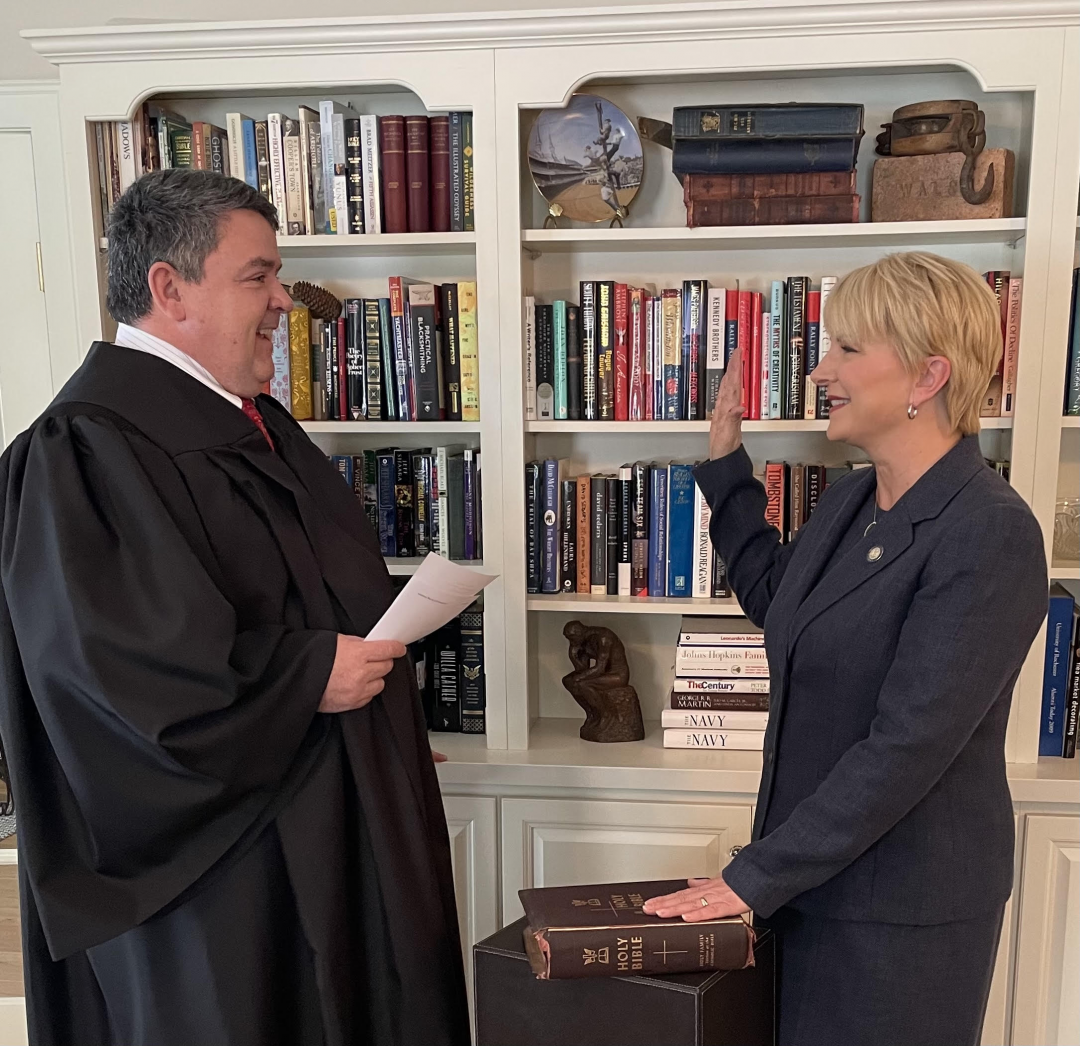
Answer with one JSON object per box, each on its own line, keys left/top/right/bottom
{"left": 473, "top": 918, "right": 775, "bottom": 1046}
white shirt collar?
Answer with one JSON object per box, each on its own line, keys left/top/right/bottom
{"left": 113, "top": 323, "right": 244, "bottom": 409}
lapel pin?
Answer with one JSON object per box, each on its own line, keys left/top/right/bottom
{"left": 867, "top": 546, "right": 883, "bottom": 562}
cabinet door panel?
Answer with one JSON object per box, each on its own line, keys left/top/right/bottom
{"left": 501, "top": 797, "right": 752, "bottom": 923}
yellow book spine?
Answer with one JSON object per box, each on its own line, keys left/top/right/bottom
{"left": 458, "top": 281, "right": 480, "bottom": 421}
{"left": 288, "top": 304, "right": 313, "bottom": 419}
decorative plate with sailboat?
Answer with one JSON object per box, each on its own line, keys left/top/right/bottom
{"left": 527, "top": 94, "right": 643, "bottom": 225}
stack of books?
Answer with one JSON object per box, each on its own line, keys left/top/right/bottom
{"left": 407, "top": 598, "right": 486, "bottom": 734}
{"left": 1040, "top": 584, "right": 1080, "bottom": 759}
{"left": 270, "top": 279, "right": 479, "bottom": 423}
{"left": 94, "top": 102, "right": 476, "bottom": 235}
{"left": 331, "top": 446, "right": 482, "bottom": 562}
{"left": 663, "top": 618, "right": 770, "bottom": 750}
{"left": 672, "top": 103, "right": 865, "bottom": 227}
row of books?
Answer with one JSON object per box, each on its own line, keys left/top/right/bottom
{"left": 664, "top": 618, "right": 770, "bottom": 750}
{"left": 1065, "top": 267, "right": 1080, "bottom": 415}
{"left": 408, "top": 600, "right": 486, "bottom": 734}
{"left": 329, "top": 447, "right": 483, "bottom": 561}
{"left": 524, "top": 461, "right": 731, "bottom": 599}
{"left": 1040, "top": 584, "right": 1080, "bottom": 758}
{"left": 269, "top": 281, "right": 479, "bottom": 422}
{"left": 95, "top": 102, "right": 475, "bottom": 236}
{"left": 523, "top": 269, "right": 1021, "bottom": 424}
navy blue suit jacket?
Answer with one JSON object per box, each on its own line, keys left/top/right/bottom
{"left": 692, "top": 435, "right": 1047, "bottom": 925}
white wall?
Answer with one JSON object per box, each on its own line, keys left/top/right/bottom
{"left": 2, "top": 0, "right": 650, "bottom": 82}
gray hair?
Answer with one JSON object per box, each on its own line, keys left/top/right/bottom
{"left": 106, "top": 168, "right": 279, "bottom": 325}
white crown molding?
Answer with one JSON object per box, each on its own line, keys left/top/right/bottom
{"left": 0, "top": 80, "right": 59, "bottom": 93}
{"left": 22, "top": 0, "right": 1080, "bottom": 64}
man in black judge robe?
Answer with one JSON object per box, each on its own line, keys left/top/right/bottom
{"left": 0, "top": 169, "right": 470, "bottom": 1046}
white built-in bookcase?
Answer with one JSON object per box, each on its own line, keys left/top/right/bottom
{"left": 25, "top": 4, "right": 1080, "bottom": 766}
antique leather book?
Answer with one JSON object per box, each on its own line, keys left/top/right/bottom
{"left": 519, "top": 879, "right": 755, "bottom": 979}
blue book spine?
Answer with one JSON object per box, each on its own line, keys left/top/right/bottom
{"left": 525, "top": 462, "right": 542, "bottom": 594}
{"left": 1065, "top": 268, "right": 1080, "bottom": 415}
{"left": 377, "top": 298, "right": 397, "bottom": 421}
{"left": 540, "top": 459, "right": 561, "bottom": 593}
{"left": 769, "top": 281, "right": 785, "bottom": 420}
{"left": 1041, "top": 590, "right": 1076, "bottom": 755}
{"left": 648, "top": 465, "right": 668, "bottom": 597}
{"left": 673, "top": 136, "right": 860, "bottom": 176}
{"left": 666, "top": 464, "right": 695, "bottom": 598}
{"left": 376, "top": 452, "right": 397, "bottom": 557}
{"left": 672, "top": 104, "right": 864, "bottom": 140}
{"left": 330, "top": 454, "right": 353, "bottom": 488}
{"left": 242, "top": 119, "right": 258, "bottom": 190}
{"left": 553, "top": 300, "right": 568, "bottom": 420}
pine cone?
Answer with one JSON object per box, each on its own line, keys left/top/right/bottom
{"left": 290, "top": 280, "right": 342, "bottom": 321}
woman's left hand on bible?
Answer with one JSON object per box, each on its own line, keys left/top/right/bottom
{"left": 642, "top": 875, "right": 751, "bottom": 922}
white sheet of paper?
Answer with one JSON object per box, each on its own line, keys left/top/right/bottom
{"left": 366, "top": 555, "right": 497, "bottom": 645}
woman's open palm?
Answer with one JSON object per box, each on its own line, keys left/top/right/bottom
{"left": 709, "top": 342, "right": 745, "bottom": 460}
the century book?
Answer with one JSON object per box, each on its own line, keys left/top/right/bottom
{"left": 519, "top": 879, "right": 755, "bottom": 980}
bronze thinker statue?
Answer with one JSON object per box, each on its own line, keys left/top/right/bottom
{"left": 561, "top": 621, "right": 645, "bottom": 743}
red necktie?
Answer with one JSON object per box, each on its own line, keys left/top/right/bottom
{"left": 240, "top": 397, "right": 275, "bottom": 451}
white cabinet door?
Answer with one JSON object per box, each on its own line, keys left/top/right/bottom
{"left": 500, "top": 797, "right": 752, "bottom": 923}
{"left": 1012, "top": 814, "right": 1080, "bottom": 1046}
{"left": 443, "top": 795, "right": 499, "bottom": 1004}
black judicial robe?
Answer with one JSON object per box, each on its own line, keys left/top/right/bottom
{"left": 0, "top": 342, "right": 470, "bottom": 1046}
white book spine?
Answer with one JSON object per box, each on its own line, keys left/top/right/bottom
{"left": 663, "top": 729, "right": 766, "bottom": 750}
{"left": 676, "top": 660, "right": 770, "bottom": 678}
{"left": 692, "top": 483, "right": 713, "bottom": 598}
{"left": 360, "top": 114, "right": 381, "bottom": 234}
{"left": 705, "top": 287, "right": 725, "bottom": 417}
{"left": 436, "top": 446, "right": 450, "bottom": 558}
{"left": 266, "top": 114, "right": 287, "bottom": 219}
{"left": 524, "top": 296, "right": 537, "bottom": 420}
{"left": 331, "top": 113, "right": 349, "bottom": 236}
{"left": 672, "top": 677, "right": 771, "bottom": 693}
{"left": 116, "top": 121, "right": 138, "bottom": 192}
{"left": 1001, "top": 277, "right": 1022, "bottom": 416}
{"left": 282, "top": 126, "right": 305, "bottom": 235}
{"left": 318, "top": 101, "right": 337, "bottom": 234}
{"left": 678, "top": 645, "right": 769, "bottom": 663}
{"left": 661, "top": 709, "right": 770, "bottom": 730}
{"left": 225, "top": 113, "right": 246, "bottom": 183}
{"left": 819, "top": 276, "right": 838, "bottom": 358}
{"left": 679, "top": 631, "right": 763, "bottom": 646}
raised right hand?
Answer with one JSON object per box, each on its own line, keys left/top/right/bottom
{"left": 319, "top": 635, "right": 407, "bottom": 713}
{"left": 709, "top": 342, "right": 745, "bottom": 461}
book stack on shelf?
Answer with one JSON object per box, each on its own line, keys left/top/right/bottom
{"left": 1039, "top": 584, "right": 1080, "bottom": 759}
{"left": 663, "top": 618, "right": 770, "bottom": 749}
{"left": 330, "top": 446, "right": 482, "bottom": 562}
{"left": 1065, "top": 267, "right": 1080, "bottom": 416}
{"left": 270, "top": 280, "right": 479, "bottom": 423}
{"left": 525, "top": 271, "right": 1022, "bottom": 424}
{"left": 408, "top": 599, "right": 486, "bottom": 734}
{"left": 93, "top": 102, "right": 475, "bottom": 235}
{"left": 525, "top": 460, "right": 730, "bottom": 599}
{"left": 672, "top": 103, "right": 865, "bottom": 228}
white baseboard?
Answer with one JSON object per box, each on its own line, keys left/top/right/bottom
{"left": 0, "top": 998, "right": 27, "bottom": 1046}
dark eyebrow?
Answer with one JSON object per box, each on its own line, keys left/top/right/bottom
{"left": 241, "top": 257, "right": 282, "bottom": 274}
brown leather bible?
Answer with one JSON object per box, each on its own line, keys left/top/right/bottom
{"left": 519, "top": 880, "right": 755, "bottom": 980}
{"left": 429, "top": 115, "right": 452, "bottom": 233}
{"left": 378, "top": 116, "right": 408, "bottom": 234}
{"left": 404, "top": 114, "right": 431, "bottom": 233}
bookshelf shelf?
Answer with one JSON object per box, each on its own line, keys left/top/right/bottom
{"left": 302, "top": 420, "right": 482, "bottom": 434}
{"left": 1050, "top": 562, "right": 1080, "bottom": 582}
{"left": 526, "top": 419, "right": 1014, "bottom": 434}
{"left": 520, "top": 218, "right": 1027, "bottom": 255}
{"left": 278, "top": 232, "right": 477, "bottom": 257}
{"left": 386, "top": 557, "right": 485, "bottom": 576}
{"left": 527, "top": 593, "right": 743, "bottom": 615}
{"left": 1062, "top": 417, "right": 1080, "bottom": 429}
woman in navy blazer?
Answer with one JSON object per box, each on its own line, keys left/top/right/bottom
{"left": 645, "top": 252, "right": 1048, "bottom": 1046}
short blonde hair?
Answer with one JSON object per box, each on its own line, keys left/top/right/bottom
{"left": 823, "top": 251, "right": 1001, "bottom": 436}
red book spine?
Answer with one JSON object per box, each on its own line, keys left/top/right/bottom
{"left": 405, "top": 115, "right": 431, "bottom": 233}
{"left": 429, "top": 115, "right": 451, "bottom": 233}
{"left": 629, "top": 287, "right": 645, "bottom": 422}
{"left": 750, "top": 291, "right": 763, "bottom": 420}
{"left": 337, "top": 316, "right": 348, "bottom": 421}
{"left": 192, "top": 122, "right": 206, "bottom": 169}
{"left": 379, "top": 116, "right": 408, "bottom": 235}
{"left": 737, "top": 289, "right": 751, "bottom": 419}
{"left": 614, "top": 283, "right": 629, "bottom": 421}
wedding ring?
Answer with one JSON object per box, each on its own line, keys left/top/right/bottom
{"left": 699, "top": 897, "right": 709, "bottom": 907}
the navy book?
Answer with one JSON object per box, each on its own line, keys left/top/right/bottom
{"left": 1041, "top": 585, "right": 1076, "bottom": 756}
{"left": 672, "top": 137, "right": 861, "bottom": 176}
{"left": 672, "top": 102, "right": 864, "bottom": 140}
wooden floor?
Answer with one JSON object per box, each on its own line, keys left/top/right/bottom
{"left": 0, "top": 834, "right": 22, "bottom": 998}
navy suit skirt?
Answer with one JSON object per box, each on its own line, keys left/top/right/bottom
{"left": 767, "top": 905, "right": 1006, "bottom": 1046}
